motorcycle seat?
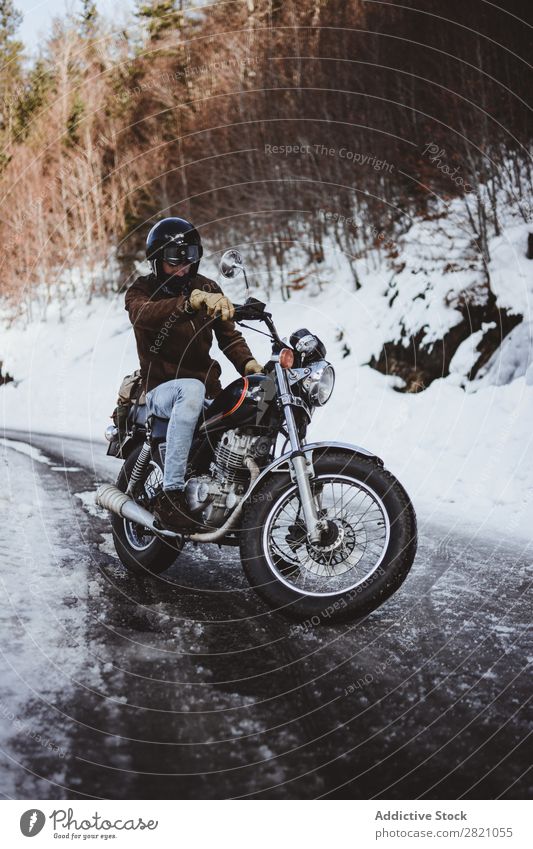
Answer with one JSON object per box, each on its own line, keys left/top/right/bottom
{"left": 129, "top": 398, "right": 213, "bottom": 439}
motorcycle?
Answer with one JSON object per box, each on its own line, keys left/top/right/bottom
{"left": 96, "top": 250, "right": 417, "bottom": 622}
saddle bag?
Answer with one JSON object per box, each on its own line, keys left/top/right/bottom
{"left": 112, "top": 369, "right": 146, "bottom": 445}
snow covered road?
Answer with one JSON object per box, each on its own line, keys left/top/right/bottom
{"left": 0, "top": 430, "right": 531, "bottom": 799}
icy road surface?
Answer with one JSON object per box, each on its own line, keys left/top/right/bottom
{"left": 0, "top": 430, "right": 531, "bottom": 799}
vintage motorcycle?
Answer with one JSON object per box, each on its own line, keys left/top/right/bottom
{"left": 96, "top": 250, "right": 417, "bottom": 622}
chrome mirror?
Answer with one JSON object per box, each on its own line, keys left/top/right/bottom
{"left": 220, "top": 249, "right": 244, "bottom": 279}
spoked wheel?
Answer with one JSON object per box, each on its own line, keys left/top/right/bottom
{"left": 267, "top": 476, "right": 390, "bottom": 595}
{"left": 111, "top": 444, "right": 182, "bottom": 576}
{"left": 240, "top": 450, "right": 417, "bottom": 622}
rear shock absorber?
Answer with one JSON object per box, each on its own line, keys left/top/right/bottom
{"left": 126, "top": 442, "right": 151, "bottom": 496}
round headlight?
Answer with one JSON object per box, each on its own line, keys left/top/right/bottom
{"left": 317, "top": 364, "right": 335, "bottom": 404}
{"left": 105, "top": 424, "right": 118, "bottom": 442}
{"left": 303, "top": 362, "right": 335, "bottom": 406}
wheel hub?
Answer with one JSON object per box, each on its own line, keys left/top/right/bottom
{"left": 305, "top": 518, "right": 357, "bottom": 567}
{"left": 317, "top": 518, "right": 343, "bottom": 548}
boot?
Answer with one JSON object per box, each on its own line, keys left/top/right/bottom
{"left": 152, "top": 489, "right": 200, "bottom": 533}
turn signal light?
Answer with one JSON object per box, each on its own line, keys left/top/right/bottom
{"left": 279, "top": 347, "right": 295, "bottom": 369}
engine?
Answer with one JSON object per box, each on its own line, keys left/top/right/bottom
{"left": 184, "top": 428, "right": 272, "bottom": 527}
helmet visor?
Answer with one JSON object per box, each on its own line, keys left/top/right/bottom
{"left": 162, "top": 242, "right": 200, "bottom": 266}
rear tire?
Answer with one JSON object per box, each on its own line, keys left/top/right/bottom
{"left": 240, "top": 450, "right": 417, "bottom": 623}
{"left": 111, "top": 444, "right": 182, "bottom": 576}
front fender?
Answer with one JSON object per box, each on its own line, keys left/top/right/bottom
{"left": 244, "top": 440, "right": 382, "bottom": 503}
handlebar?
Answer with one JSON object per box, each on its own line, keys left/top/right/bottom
{"left": 231, "top": 298, "right": 267, "bottom": 321}
{"left": 224, "top": 297, "right": 285, "bottom": 350}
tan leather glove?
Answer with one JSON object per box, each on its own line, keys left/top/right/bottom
{"left": 244, "top": 358, "right": 263, "bottom": 375}
{"left": 189, "top": 289, "right": 235, "bottom": 321}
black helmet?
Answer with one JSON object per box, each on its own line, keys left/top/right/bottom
{"left": 146, "top": 217, "right": 203, "bottom": 287}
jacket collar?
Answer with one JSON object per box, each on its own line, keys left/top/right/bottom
{"left": 148, "top": 273, "right": 196, "bottom": 299}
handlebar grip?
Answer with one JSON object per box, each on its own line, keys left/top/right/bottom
{"left": 208, "top": 304, "right": 244, "bottom": 320}
{"left": 231, "top": 299, "right": 267, "bottom": 321}
{"left": 232, "top": 303, "right": 251, "bottom": 320}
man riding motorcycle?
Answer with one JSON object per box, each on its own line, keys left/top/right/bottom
{"left": 125, "top": 217, "right": 263, "bottom": 532}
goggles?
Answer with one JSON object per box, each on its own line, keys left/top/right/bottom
{"left": 162, "top": 242, "right": 201, "bottom": 266}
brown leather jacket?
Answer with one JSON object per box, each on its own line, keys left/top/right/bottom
{"left": 125, "top": 273, "right": 254, "bottom": 398}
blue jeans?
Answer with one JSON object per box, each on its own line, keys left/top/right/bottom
{"left": 145, "top": 378, "right": 206, "bottom": 491}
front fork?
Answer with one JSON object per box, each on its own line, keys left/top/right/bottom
{"left": 275, "top": 364, "right": 326, "bottom": 543}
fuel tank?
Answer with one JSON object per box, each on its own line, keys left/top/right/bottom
{"left": 199, "top": 373, "right": 276, "bottom": 436}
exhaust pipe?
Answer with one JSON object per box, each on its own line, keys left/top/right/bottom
{"left": 95, "top": 457, "right": 260, "bottom": 543}
{"left": 95, "top": 483, "right": 180, "bottom": 538}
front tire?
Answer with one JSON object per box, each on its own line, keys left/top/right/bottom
{"left": 111, "top": 444, "right": 182, "bottom": 576}
{"left": 240, "top": 450, "right": 417, "bottom": 622}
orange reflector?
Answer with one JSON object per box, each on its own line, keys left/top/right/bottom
{"left": 279, "top": 347, "right": 295, "bottom": 369}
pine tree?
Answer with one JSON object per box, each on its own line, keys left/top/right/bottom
{"left": 13, "top": 59, "right": 52, "bottom": 141}
{"left": 135, "top": 0, "right": 183, "bottom": 42}
{"left": 0, "top": 0, "right": 24, "bottom": 142}
{"left": 78, "top": 0, "right": 98, "bottom": 38}
{"left": 0, "top": 0, "right": 22, "bottom": 60}
{"left": 65, "top": 93, "right": 84, "bottom": 148}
